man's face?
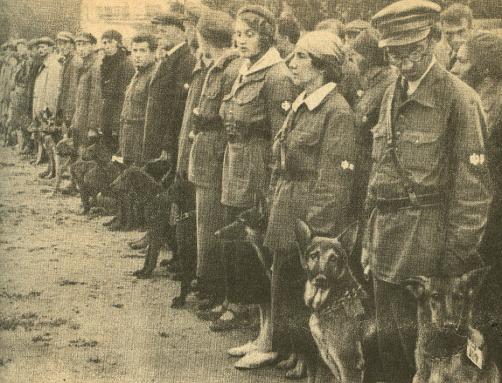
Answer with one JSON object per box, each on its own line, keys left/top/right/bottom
{"left": 131, "top": 42, "right": 155, "bottom": 69}
{"left": 76, "top": 41, "right": 94, "bottom": 58}
{"left": 183, "top": 20, "right": 197, "bottom": 47}
{"left": 442, "top": 18, "right": 471, "bottom": 53}
{"left": 16, "top": 43, "right": 28, "bottom": 56}
{"left": 345, "top": 31, "right": 361, "bottom": 47}
{"left": 57, "top": 40, "right": 74, "bottom": 56}
{"left": 101, "top": 38, "right": 118, "bottom": 56}
{"left": 235, "top": 18, "right": 262, "bottom": 59}
{"left": 36, "top": 44, "right": 51, "bottom": 58}
{"left": 156, "top": 37, "right": 171, "bottom": 60}
{"left": 386, "top": 37, "right": 434, "bottom": 81}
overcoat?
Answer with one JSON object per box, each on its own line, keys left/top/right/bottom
{"left": 71, "top": 53, "right": 102, "bottom": 148}
{"left": 100, "top": 48, "right": 134, "bottom": 138}
{"left": 119, "top": 62, "right": 156, "bottom": 166}
{"left": 142, "top": 43, "right": 195, "bottom": 162}
{"left": 32, "top": 53, "right": 63, "bottom": 117}
{"left": 219, "top": 47, "right": 297, "bottom": 208}
{"left": 58, "top": 52, "right": 81, "bottom": 124}
{"left": 365, "top": 62, "right": 492, "bottom": 283}
{"left": 8, "top": 54, "right": 33, "bottom": 129}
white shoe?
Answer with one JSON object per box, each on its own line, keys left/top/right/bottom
{"left": 227, "top": 341, "right": 258, "bottom": 357}
{"left": 234, "top": 351, "right": 278, "bottom": 369}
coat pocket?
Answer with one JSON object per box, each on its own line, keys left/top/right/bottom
{"left": 398, "top": 131, "right": 441, "bottom": 171}
{"left": 233, "top": 80, "right": 266, "bottom": 105}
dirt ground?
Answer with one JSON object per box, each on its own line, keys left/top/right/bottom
{"left": 0, "top": 146, "right": 291, "bottom": 383}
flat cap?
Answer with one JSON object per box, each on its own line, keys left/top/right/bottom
{"left": 75, "top": 32, "right": 97, "bottom": 44}
{"left": 14, "top": 38, "right": 27, "bottom": 46}
{"left": 372, "top": 0, "right": 441, "bottom": 47}
{"left": 56, "top": 31, "right": 75, "bottom": 43}
{"left": 27, "top": 39, "right": 38, "bottom": 48}
{"left": 345, "top": 19, "right": 371, "bottom": 33}
{"left": 152, "top": 2, "right": 187, "bottom": 27}
{"left": 197, "top": 10, "right": 234, "bottom": 44}
{"left": 34, "top": 37, "right": 55, "bottom": 47}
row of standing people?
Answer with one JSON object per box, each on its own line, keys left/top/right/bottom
{"left": 2, "top": 0, "right": 502, "bottom": 381}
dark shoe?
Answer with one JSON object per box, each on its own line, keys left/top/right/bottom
{"left": 103, "top": 216, "right": 118, "bottom": 227}
{"left": 61, "top": 186, "right": 78, "bottom": 196}
{"left": 128, "top": 234, "right": 148, "bottom": 250}
{"left": 209, "top": 310, "right": 249, "bottom": 332}
{"left": 108, "top": 217, "right": 124, "bottom": 231}
{"left": 132, "top": 268, "right": 153, "bottom": 279}
{"left": 171, "top": 295, "right": 186, "bottom": 309}
{"left": 38, "top": 170, "right": 50, "bottom": 178}
{"left": 196, "top": 305, "right": 225, "bottom": 321}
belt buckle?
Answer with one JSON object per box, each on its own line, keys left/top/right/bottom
{"left": 407, "top": 189, "right": 418, "bottom": 206}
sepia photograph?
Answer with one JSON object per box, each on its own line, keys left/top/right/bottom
{"left": 1, "top": 0, "right": 502, "bottom": 382}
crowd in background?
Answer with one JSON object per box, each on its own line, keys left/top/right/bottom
{"left": 1, "top": 0, "right": 502, "bottom": 382}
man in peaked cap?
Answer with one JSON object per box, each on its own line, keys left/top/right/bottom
{"left": 366, "top": 1, "right": 492, "bottom": 381}
{"left": 55, "top": 31, "right": 79, "bottom": 127}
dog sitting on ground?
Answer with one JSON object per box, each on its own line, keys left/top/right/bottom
{"left": 72, "top": 131, "right": 124, "bottom": 215}
{"left": 405, "top": 268, "right": 500, "bottom": 383}
{"left": 36, "top": 108, "right": 65, "bottom": 179}
{"left": 53, "top": 137, "right": 78, "bottom": 193}
{"left": 295, "top": 220, "right": 381, "bottom": 383}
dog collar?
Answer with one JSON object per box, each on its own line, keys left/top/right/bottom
{"left": 320, "top": 287, "right": 367, "bottom": 320}
{"left": 175, "top": 210, "right": 196, "bottom": 223}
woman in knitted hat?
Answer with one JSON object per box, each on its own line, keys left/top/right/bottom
{"left": 216, "top": 4, "right": 297, "bottom": 369}
{"left": 265, "top": 30, "right": 357, "bottom": 379}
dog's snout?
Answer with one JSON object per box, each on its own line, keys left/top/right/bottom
{"left": 313, "top": 275, "right": 328, "bottom": 289}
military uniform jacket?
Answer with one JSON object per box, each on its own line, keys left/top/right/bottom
{"left": 176, "top": 56, "right": 209, "bottom": 177}
{"left": 219, "top": 47, "right": 297, "bottom": 208}
{"left": 264, "top": 84, "right": 357, "bottom": 251}
{"left": 188, "top": 51, "right": 241, "bottom": 190}
{"left": 142, "top": 43, "right": 195, "bottom": 162}
{"left": 365, "top": 62, "right": 492, "bottom": 283}
{"left": 352, "top": 66, "right": 397, "bottom": 217}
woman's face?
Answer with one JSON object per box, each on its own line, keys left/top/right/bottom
{"left": 234, "top": 18, "right": 262, "bottom": 59}
{"left": 451, "top": 44, "right": 472, "bottom": 79}
{"left": 288, "top": 47, "right": 324, "bottom": 89}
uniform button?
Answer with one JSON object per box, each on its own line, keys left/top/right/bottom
{"left": 396, "top": 131, "right": 401, "bottom": 137}
{"left": 362, "top": 115, "right": 368, "bottom": 123}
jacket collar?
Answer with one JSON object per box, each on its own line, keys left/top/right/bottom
{"left": 405, "top": 61, "right": 443, "bottom": 108}
{"left": 168, "top": 42, "right": 186, "bottom": 56}
{"left": 239, "top": 47, "right": 282, "bottom": 77}
{"left": 406, "top": 57, "right": 436, "bottom": 96}
{"left": 292, "top": 82, "right": 337, "bottom": 112}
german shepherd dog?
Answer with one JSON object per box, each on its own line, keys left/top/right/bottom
{"left": 295, "top": 220, "right": 381, "bottom": 383}
{"left": 53, "top": 137, "right": 78, "bottom": 193}
{"left": 405, "top": 268, "right": 500, "bottom": 383}
{"left": 29, "top": 108, "right": 64, "bottom": 177}
{"left": 132, "top": 171, "right": 195, "bottom": 309}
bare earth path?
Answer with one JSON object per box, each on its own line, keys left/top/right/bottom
{"left": 0, "top": 147, "right": 288, "bottom": 383}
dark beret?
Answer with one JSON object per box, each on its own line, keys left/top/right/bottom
{"left": 197, "top": 10, "right": 234, "bottom": 43}
{"left": 101, "top": 30, "right": 123, "bottom": 44}
{"left": 56, "top": 31, "right": 75, "bottom": 43}
{"left": 237, "top": 5, "right": 276, "bottom": 30}
{"left": 75, "top": 32, "right": 97, "bottom": 45}
{"left": 237, "top": 5, "right": 276, "bottom": 39}
{"left": 372, "top": 0, "right": 441, "bottom": 47}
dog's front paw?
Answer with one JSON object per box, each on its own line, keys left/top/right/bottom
{"left": 286, "top": 358, "right": 307, "bottom": 380}
{"left": 171, "top": 296, "right": 186, "bottom": 309}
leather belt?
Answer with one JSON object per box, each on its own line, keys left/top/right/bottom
{"left": 376, "top": 192, "right": 445, "bottom": 212}
{"left": 224, "top": 120, "right": 270, "bottom": 143}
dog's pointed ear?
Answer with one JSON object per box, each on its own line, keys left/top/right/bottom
{"left": 295, "top": 219, "right": 312, "bottom": 255}
{"left": 461, "top": 266, "right": 490, "bottom": 297}
{"left": 404, "top": 276, "right": 429, "bottom": 300}
{"left": 337, "top": 221, "right": 359, "bottom": 258}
